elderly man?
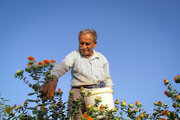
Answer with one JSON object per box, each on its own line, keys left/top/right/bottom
{"left": 41, "top": 28, "right": 113, "bottom": 119}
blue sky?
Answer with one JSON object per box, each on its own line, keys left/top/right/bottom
{"left": 0, "top": 0, "right": 180, "bottom": 114}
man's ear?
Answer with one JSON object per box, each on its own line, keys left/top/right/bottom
{"left": 93, "top": 40, "right": 97, "bottom": 48}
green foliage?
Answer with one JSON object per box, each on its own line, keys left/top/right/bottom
{"left": 0, "top": 57, "right": 180, "bottom": 120}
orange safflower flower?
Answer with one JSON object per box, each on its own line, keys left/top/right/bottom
{"left": 24, "top": 101, "right": 28, "bottom": 106}
{"left": 38, "top": 62, "right": 43, "bottom": 66}
{"left": 14, "top": 106, "right": 17, "bottom": 109}
{"left": 160, "top": 118, "right": 166, "bottom": 120}
{"left": 158, "top": 101, "right": 162, "bottom": 106}
{"left": 50, "top": 59, "right": 56, "bottom": 63}
{"left": 100, "top": 106, "right": 104, "bottom": 110}
{"left": 82, "top": 113, "right": 87, "bottom": 118}
{"left": 27, "top": 64, "right": 31, "bottom": 67}
{"left": 28, "top": 56, "right": 34, "bottom": 60}
{"left": 162, "top": 110, "right": 168, "bottom": 116}
{"left": 58, "top": 88, "right": 61, "bottom": 92}
{"left": 33, "top": 60, "right": 36, "bottom": 63}
{"left": 87, "top": 117, "right": 94, "bottom": 120}
{"left": 44, "top": 59, "right": 50, "bottom": 65}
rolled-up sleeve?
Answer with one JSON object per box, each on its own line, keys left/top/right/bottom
{"left": 51, "top": 51, "right": 76, "bottom": 78}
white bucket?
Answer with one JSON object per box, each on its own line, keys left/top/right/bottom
{"left": 84, "top": 87, "right": 115, "bottom": 109}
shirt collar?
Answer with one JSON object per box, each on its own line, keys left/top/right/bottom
{"left": 90, "top": 50, "right": 99, "bottom": 60}
{"left": 78, "top": 50, "right": 99, "bottom": 60}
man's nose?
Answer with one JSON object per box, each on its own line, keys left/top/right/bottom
{"left": 82, "top": 44, "right": 87, "bottom": 49}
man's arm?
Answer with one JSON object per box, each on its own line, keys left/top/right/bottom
{"left": 40, "top": 51, "right": 76, "bottom": 99}
{"left": 40, "top": 77, "right": 58, "bottom": 99}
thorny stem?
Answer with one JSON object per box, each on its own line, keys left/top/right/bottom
{"left": 35, "top": 73, "right": 39, "bottom": 120}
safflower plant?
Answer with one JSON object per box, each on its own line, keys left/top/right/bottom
{"left": 0, "top": 56, "right": 179, "bottom": 120}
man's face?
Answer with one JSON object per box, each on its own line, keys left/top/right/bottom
{"left": 79, "top": 33, "right": 97, "bottom": 57}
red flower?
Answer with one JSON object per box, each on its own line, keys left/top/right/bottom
{"left": 13, "top": 106, "right": 17, "bottom": 110}
{"left": 174, "top": 77, "right": 177, "bottom": 80}
{"left": 27, "top": 64, "right": 31, "bottom": 67}
{"left": 38, "top": 62, "right": 43, "bottom": 66}
{"left": 58, "top": 88, "right": 61, "bottom": 92}
{"left": 87, "top": 117, "right": 94, "bottom": 120}
{"left": 145, "top": 114, "right": 149, "bottom": 118}
{"left": 44, "top": 59, "right": 50, "bottom": 65}
{"left": 164, "top": 79, "right": 169, "bottom": 85}
{"left": 164, "top": 91, "right": 168, "bottom": 95}
{"left": 158, "top": 101, "right": 162, "bottom": 106}
{"left": 160, "top": 118, "right": 166, "bottom": 120}
{"left": 115, "top": 99, "right": 120, "bottom": 104}
{"left": 50, "top": 59, "right": 56, "bottom": 63}
{"left": 162, "top": 110, "right": 168, "bottom": 116}
{"left": 100, "top": 106, "right": 104, "bottom": 110}
{"left": 28, "top": 56, "right": 34, "bottom": 60}
{"left": 24, "top": 101, "right": 28, "bottom": 106}
{"left": 82, "top": 113, "right": 87, "bottom": 118}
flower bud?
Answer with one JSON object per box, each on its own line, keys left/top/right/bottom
{"left": 18, "top": 105, "right": 22, "bottom": 109}
{"left": 145, "top": 114, "right": 149, "bottom": 118}
{"left": 167, "top": 111, "right": 171, "bottom": 118}
{"left": 139, "top": 113, "right": 144, "bottom": 118}
{"left": 25, "top": 67, "right": 30, "bottom": 72}
{"left": 14, "top": 74, "right": 18, "bottom": 78}
{"left": 129, "top": 103, "right": 134, "bottom": 108}
{"left": 69, "top": 90, "right": 74, "bottom": 96}
{"left": 92, "top": 107, "right": 98, "bottom": 112}
{"left": 173, "top": 102, "right": 177, "bottom": 108}
{"left": 134, "top": 108, "right": 138, "bottom": 112}
{"left": 164, "top": 79, "right": 169, "bottom": 85}
{"left": 49, "top": 106, "right": 52, "bottom": 109}
{"left": 136, "top": 116, "right": 141, "bottom": 120}
{"left": 28, "top": 60, "right": 33, "bottom": 65}
{"left": 32, "top": 63, "right": 37, "bottom": 69}
{"left": 164, "top": 103, "right": 168, "bottom": 107}
{"left": 95, "top": 96, "right": 102, "bottom": 102}
{"left": 100, "top": 105, "right": 104, "bottom": 111}
{"left": 121, "top": 100, "right": 127, "bottom": 107}
{"left": 178, "top": 103, "right": 180, "bottom": 108}
{"left": 50, "top": 63, "right": 54, "bottom": 67}
{"left": 177, "top": 95, "right": 180, "bottom": 101}
{"left": 135, "top": 101, "right": 142, "bottom": 107}
{"left": 168, "top": 85, "right": 173, "bottom": 91}
{"left": 81, "top": 89, "right": 86, "bottom": 95}
{"left": 52, "top": 103, "right": 56, "bottom": 108}
{"left": 24, "top": 101, "right": 28, "bottom": 107}
{"left": 14, "top": 106, "right": 18, "bottom": 110}
{"left": 115, "top": 99, "right": 120, "bottom": 105}
{"left": 111, "top": 108, "right": 117, "bottom": 112}
{"left": 174, "top": 75, "right": 180, "bottom": 83}
{"left": 154, "top": 102, "right": 158, "bottom": 106}
{"left": 87, "top": 90, "right": 92, "bottom": 96}
{"left": 87, "top": 104, "right": 92, "bottom": 110}
{"left": 128, "top": 108, "right": 133, "bottom": 113}
{"left": 158, "top": 101, "right": 162, "bottom": 106}
{"left": 16, "top": 70, "right": 21, "bottom": 75}
{"left": 104, "top": 104, "right": 108, "bottom": 109}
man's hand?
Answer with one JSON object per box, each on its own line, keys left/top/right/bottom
{"left": 40, "top": 77, "right": 58, "bottom": 99}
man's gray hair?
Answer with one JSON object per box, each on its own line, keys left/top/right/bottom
{"left": 78, "top": 28, "right": 97, "bottom": 42}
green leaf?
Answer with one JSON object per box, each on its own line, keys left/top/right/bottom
{"left": 28, "top": 92, "right": 36, "bottom": 96}
{"left": 27, "top": 107, "right": 36, "bottom": 110}
{"left": 26, "top": 99, "right": 38, "bottom": 103}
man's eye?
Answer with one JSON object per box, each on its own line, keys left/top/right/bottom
{"left": 86, "top": 43, "right": 90, "bottom": 45}
{"left": 80, "top": 43, "right": 84, "bottom": 45}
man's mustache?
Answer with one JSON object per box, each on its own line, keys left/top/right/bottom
{"left": 79, "top": 47, "right": 89, "bottom": 51}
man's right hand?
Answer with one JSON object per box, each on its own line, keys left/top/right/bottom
{"left": 40, "top": 77, "right": 58, "bottom": 99}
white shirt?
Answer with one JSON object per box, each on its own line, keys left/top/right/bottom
{"left": 51, "top": 50, "right": 113, "bottom": 87}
